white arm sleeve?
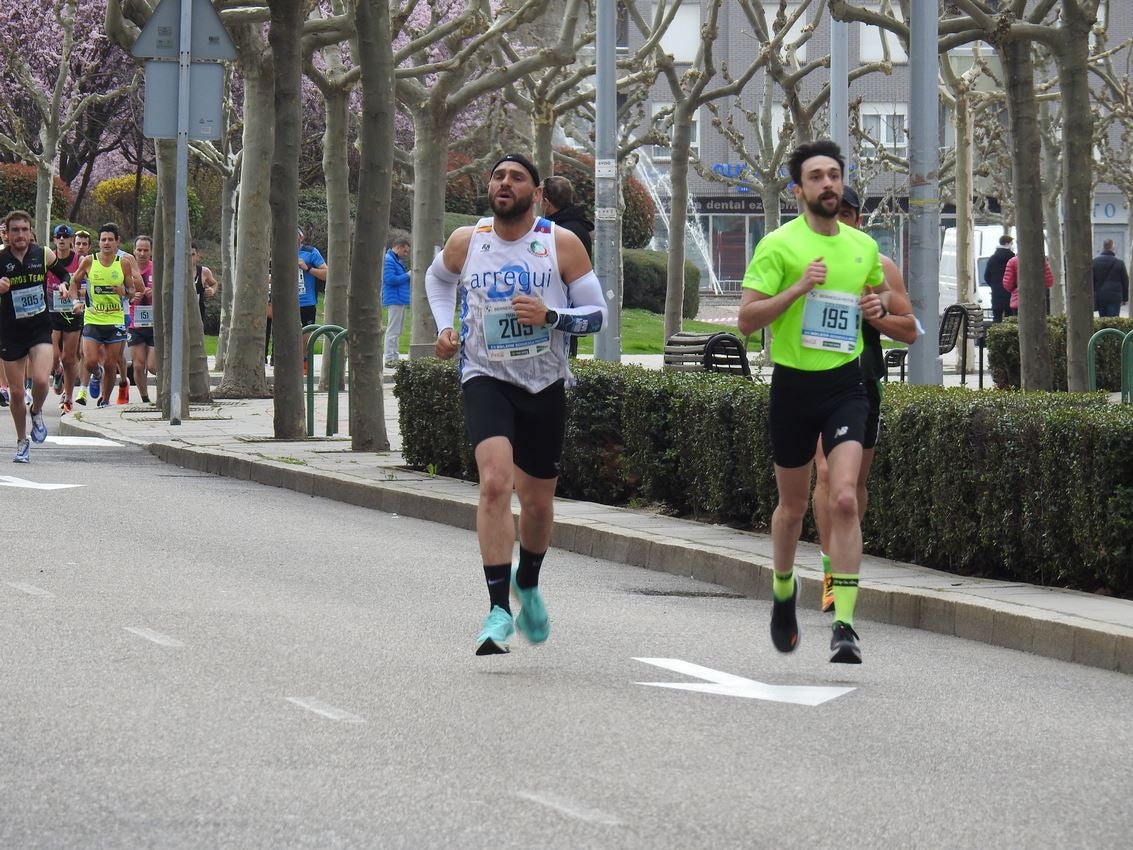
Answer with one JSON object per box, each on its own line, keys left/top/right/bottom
{"left": 552, "top": 269, "right": 608, "bottom": 335}
{"left": 425, "top": 252, "right": 460, "bottom": 333}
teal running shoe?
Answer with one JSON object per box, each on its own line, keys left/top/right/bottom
{"left": 475, "top": 605, "right": 514, "bottom": 656}
{"left": 511, "top": 565, "right": 550, "bottom": 644}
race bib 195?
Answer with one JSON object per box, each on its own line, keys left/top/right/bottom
{"left": 801, "top": 289, "right": 861, "bottom": 353}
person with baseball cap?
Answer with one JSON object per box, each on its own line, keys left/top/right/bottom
{"left": 811, "top": 184, "right": 917, "bottom": 617}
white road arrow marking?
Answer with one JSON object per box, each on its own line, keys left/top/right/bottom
{"left": 124, "top": 627, "right": 185, "bottom": 647}
{"left": 286, "top": 697, "right": 365, "bottom": 723}
{"left": 46, "top": 435, "right": 122, "bottom": 447}
{"left": 7, "top": 581, "right": 55, "bottom": 598}
{"left": 0, "top": 476, "right": 82, "bottom": 490}
{"left": 634, "top": 658, "right": 855, "bottom": 706}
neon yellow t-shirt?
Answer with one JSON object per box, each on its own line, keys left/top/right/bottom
{"left": 742, "top": 215, "right": 883, "bottom": 371}
{"left": 85, "top": 255, "right": 126, "bottom": 327}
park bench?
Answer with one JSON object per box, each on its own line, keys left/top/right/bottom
{"left": 883, "top": 348, "right": 908, "bottom": 382}
{"left": 939, "top": 302, "right": 990, "bottom": 388}
{"left": 663, "top": 331, "right": 752, "bottom": 378}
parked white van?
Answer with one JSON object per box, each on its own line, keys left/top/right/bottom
{"left": 939, "top": 225, "right": 1009, "bottom": 315}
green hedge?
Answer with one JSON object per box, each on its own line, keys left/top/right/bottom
{"left": 395, "top": 359, "right": 1133, "bottom": 598}
{"left": 623, "top": 249, "right": 700, "bottom": 319}
{"left": 987, "top": 316, "right": 1133, "bottom": 390}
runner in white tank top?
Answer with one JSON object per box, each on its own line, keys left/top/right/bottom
{"left": 456, "top": 214, "right": 572, "bottom": 392}
{"left": 426, "top": 153, "right": 608, "bottom": 656}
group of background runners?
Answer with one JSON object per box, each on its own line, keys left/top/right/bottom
{"left": 0, "top": 213, "right": 156, "bottom": 462}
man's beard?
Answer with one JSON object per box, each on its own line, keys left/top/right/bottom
{"left": 805, "top": 193, "right": 840, "bottom": 219}
{"left": 490, "top": 192, "right": 534, "bottom": 221}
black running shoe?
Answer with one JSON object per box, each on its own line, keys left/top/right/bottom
{"left": 829, "top": 621, "right": 862, "bottom": 664}
{"left": 770, "top": 576, "right": 800, "bottom": 653}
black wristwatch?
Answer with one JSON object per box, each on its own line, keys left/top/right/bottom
{"left": 544, "top": 308, "right": 558, "bottom": 327}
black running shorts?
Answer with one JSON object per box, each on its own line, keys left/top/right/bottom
{"left": 461, "top": 375, "right": 567, "bottom": 480}
{"left": 0, "top": 325, "right": 52, "bottom": 362}
{"left": 50, "top": 313, "right": 82, "bottom": 334}
{"left": 300, "top": 305, "right": 317, "bottom": 326}
{"left": 128, "top": 328, "right": 155, "bottom": 348}
{"left": 769, "top": 361, "right": 869, "bottom": 468}
{"left": 863, "top": 377, "right": 882, "bottom": 451}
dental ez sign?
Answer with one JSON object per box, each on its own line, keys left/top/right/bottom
{"left": 634, "top": 658, "right": 855, "bottom": 706}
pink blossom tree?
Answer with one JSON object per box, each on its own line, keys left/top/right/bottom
{"left": 0, "top": 0, "right": 137, "bottom": 239}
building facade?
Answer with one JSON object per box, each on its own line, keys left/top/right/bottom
{"left": 622, "top": 2, "right": 1132, "bottom": 291}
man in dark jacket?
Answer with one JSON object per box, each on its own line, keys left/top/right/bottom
{"left": 1092, "top": 239, "right": 1129, "bottom": 318}
{"left": 542, "top": 176, "right": 594, "bottom": 356}
{"left": 542, "top": 176, "right": 594, "bottom": 260}
{"left": 984, "top": 234, "right": 1015, "bottom": 322}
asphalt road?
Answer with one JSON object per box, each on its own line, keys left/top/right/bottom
{"left": 3, "top": 400, "right": 1132, "bottom": 849}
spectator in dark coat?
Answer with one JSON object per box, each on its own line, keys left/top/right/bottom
{"left": 1092, "top": 239, "right": 1129, "bottom": 318}
{"left": 984, "top": 234, "right": 1015, "bottom": 322}
{"left": 541, "top": 176, "right": 594, "bottom": 357}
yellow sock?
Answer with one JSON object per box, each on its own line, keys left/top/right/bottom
{"left": 832, "top": 573, "right": 859, "bottom": 625}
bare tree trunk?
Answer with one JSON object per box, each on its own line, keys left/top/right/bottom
{"left": 533, "top": 106, "right": 555, "bottom": 185}
{"left": 762, "top": 186, "right": 782, "bottom": 232}
{"left": 215, "top": 168, "right": 239, "bottom": 370}
{"left": 318, "top": 86, "right": 352, "bottom": 392}
{"left": 321, "top": 87, "right": 352, "bottom": 333}
{"left": 268, "top": 0, "right": 305, "bottom": 438}
{"left": 1000, "top": 39, "right": 1053, "bottom": 391}
{"left": 1040, "top": 100, "right": 1064, "bottom": 315}
{"left": 214, "top": 28, "right": 272, "bottom": 399}
{"left": 349, "top": 0, "right": 393, "bottom": 451}
{"left": 34, "top": 154, "right": 55, "bottom": 245}
{"left": 1057, "top": 5, "right": 1098, "bottom": 392}
{"left": 408, "top": 113, "right": 450, "bottom": 356}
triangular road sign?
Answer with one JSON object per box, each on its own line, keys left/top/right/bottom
{"left": 132, "top": 0, "right": 236, "bottom": 62}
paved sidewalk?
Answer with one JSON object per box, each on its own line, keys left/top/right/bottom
{"left": 59, "top": 358, "right": 1133, "bottom": 675}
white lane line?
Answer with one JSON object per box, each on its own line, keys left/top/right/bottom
{"left": 123, "top": 627, "right": 185, "bottom": 648}
{"left": 0, "top": 476, "right": 82, "bottom": 490}
{"left": 45, "top": 435, "right": 122, "bottom": 447}
{"left": 515, "top": 791, "right": 622, "bottom": 826}
{"left": 285, "top": 697, "right": 366, "bottom": 723}
{"left": 6, "top": 581, "right": 55, "bottom": 598}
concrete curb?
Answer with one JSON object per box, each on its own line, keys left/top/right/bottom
{"left": 58, "top": 413, "right": 1132, "bottom": 677}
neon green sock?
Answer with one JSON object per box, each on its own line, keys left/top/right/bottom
{"left": 821, "top": 552, "right": 831, "bottom": 576}
{"left": 832, "top": 573, "right": 859, "bottom": 625}
{"left": 772, "top": 569, "right": 795, "bottom": 602}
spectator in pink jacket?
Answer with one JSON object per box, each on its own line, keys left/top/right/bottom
{"left": 1001, "top": 254, "right": 1053, "bottom": 314}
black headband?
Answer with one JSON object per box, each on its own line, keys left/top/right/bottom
{"left": 491, "top": 153, "right": 540, "bottom": 186}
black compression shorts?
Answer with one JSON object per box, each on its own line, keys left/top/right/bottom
{"left": 769, "top": 361, "right": 869, "bottom": 468}
{"left": 461, "top": 375, "right": 567, "bottom": 480}
{"left": 0, "top": 325, "right": 52, "bottom": 361}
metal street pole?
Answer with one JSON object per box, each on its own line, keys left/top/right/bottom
{"left": 593, "top": 0, "right": 620, "bottom": 361}
{"left": 169, "top": 0, "right": 192, "bottom": 423}
{"left": 908, "top": 0, "right": 941, "bottom": 385}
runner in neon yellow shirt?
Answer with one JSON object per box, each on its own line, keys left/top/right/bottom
{"left": 738, "top": 140, "right": 889, "bottom": 664}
